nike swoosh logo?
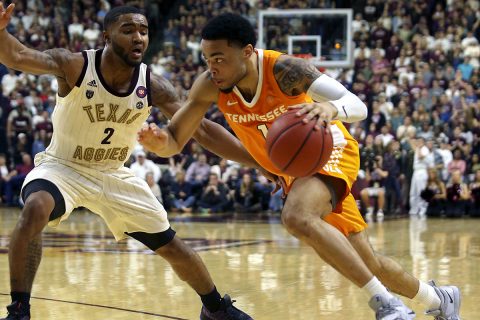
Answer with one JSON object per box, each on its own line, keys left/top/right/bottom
{"left": 446, "top": 291, "right": 454, "bottom": 303}
{"left": 227, "top": 100, "right": 238, "bottom": 106}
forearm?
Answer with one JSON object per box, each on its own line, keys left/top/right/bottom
{"left": 193, "top": 120, "right": 259, "bottom": 168}
{"left": 307, "top": 74, "right": 368, "bottom": 122}
{"left": 0, "top": 28, "right": 28, "bottom": 69}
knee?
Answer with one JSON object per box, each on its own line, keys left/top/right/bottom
{"left": 18, "top": 196, "right": 52, "bottom": 233}
{"left": 155, "top": 236, "right": 193, "bottom": 260}
{"left": 281, "top": 207, "right": 311, "bottom": 238}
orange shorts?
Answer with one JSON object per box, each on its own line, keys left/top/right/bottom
{"left": 282, "top": 123, "right": 367, "bottom": 236}
{"left": 324, "top": 192, "right": 367, "bottom": 236}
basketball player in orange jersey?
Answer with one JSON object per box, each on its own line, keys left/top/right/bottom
{"left": 0, "top": 4, "right": 254, "bottom": 320}
{"left": 139, "top": 13, "right": 461, "bottom": 320}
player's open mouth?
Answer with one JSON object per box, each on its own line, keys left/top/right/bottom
{"left": 131, "top": 48, "right": 142, "bottom": 58}
{"left": 213, "top": 79, "right": 223, "bottom": 86}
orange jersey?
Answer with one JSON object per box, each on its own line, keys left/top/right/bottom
{"left": 217, "top": 50, "right": 360, "bottom": 193}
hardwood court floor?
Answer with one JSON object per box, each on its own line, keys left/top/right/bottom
{"left": 0, "top": 208, "right": 478, "bottom": 319}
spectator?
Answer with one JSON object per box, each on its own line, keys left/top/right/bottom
{"left": 377, "top": 125, "right": 394, "bottom": 147}
{"left": 198, "top": 173, "right": 229, "bottom": 213}
{"left": 445, "top": 170, "right": 471, "bottom": 217}
{"left": 422, "top": 168, "right": 447, "bottom": 217}
{"left": 3, "top": 153, "right": 34, "bottom": 206}
{"left": 6, "top": 99, "right": 32, "bottom": 147}
{"left": 68, "top": 15, "right": 84, "bottom": 39}
{"left": 409, "top": 137, "right": 434, "bottom": 216}
{"left": 185, "top": 153, "right": 211, "bottom": 184}
{"left": 447, "top": 148, "right": 467, "bottom": 177}
{"left": 457, "top": 56, "right": 474, "bottom": 81}
{"left": 31, "top": 129, "right": 48, "bottom": 157}
{"left": 396, "top": 116, "right": 416, "bottom": 142}
{"left": 361, "top": 156, "right": 388, "bottom": 220}
{"left": 146, "top": 172, "right": 162, "bottom": 204}
{"left": 437, "top": 140, "right": 453, "bottom": 181}
{"left": 469, "top": 169, "right": 480, "bottom": 217}
{"left": 0, "top": 153, "right": 9, "bottom": 204}
{"left": 382, "top": 140, "right": 403, "bottom": 213}
{"left": 83, "top": 21, "right": 101, "bottom": 48}
{"left": 233, "top": 173, "right": 262, "bottom": 214}
{"left": 2, "top": 68, "right": 18, "bottom": 97}
{"left": 130, "top": 150, "right": 161, "bottom": 182}
{"left": 170, "top": 171, "right": 195, "bottom": 213}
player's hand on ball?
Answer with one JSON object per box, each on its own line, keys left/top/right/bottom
{"left": 0, "top": 2, "right": 15, "bottom": 30}
{"left": 137, "top": 123, "right": 169, "bottom": 154}
{"left": 289, "top": 102, "right": 338, "bottom": 131}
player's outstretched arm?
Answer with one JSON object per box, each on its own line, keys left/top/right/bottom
{"left": 139, "top": 72, "right": 216, "bottom": 157}
{"left": 274, "top": 55, "right": 367, "bottom": 127}
{"left": 0, "top": 2, "right": 76, "bottom": 78}
{"left": 142, "top": 73, "right": 267, "bottom": 171}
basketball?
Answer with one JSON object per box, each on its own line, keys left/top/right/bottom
{"left": 266, "top": 109, "right": 334, "bottom": 177}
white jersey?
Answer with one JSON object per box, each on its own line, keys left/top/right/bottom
{"left": 45, "top": 49, "right": 152, "bottom": 171}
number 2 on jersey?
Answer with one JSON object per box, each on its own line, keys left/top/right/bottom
{"left": 257, "top": 124, "right": 269, "bottom": 138}
{"left": 101, "top": 128, "right": 115, "bottom": 144}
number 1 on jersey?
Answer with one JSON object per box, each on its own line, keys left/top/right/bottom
{"left": 257, "top": 124, "right": 269, "bottom": 138}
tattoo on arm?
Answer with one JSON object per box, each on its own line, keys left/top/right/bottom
{"left": 273, "top": 56, "right": 321, "bottom": 96}
{"left": 42, "top": 48, "right": 72, "bottom": 79}
{"left": 150, "top": 74, "right": 181, "bottom": 118}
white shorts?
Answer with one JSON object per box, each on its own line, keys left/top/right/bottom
{"left": 365, "top": 187, "right": 385, "bottom": 197}
{"left": 22, "top": 153, "right": 170, "bottom": 241}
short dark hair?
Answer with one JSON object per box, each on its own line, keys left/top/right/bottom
{"left": 103, "top": 6, "right": 144, "bottom": 31}
{"left": 201, "top": 13, "right": 256, "bottom": 47}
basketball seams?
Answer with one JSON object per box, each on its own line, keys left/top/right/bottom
{"left": 267, "top": 120, "right": 305, "bottom": 155}
{"left": 282, "top": 122, "right": 316, "bottom": 172}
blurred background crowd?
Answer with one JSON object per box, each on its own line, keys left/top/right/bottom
{"left": 0, "top": 0, "right": 479, "bottom": 219}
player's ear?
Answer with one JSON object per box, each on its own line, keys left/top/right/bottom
{"left": 243, "top": 44, "right": 254, "bottom": 58}
{"left": 103, "top": 31, "right": 110, "bottom": 44}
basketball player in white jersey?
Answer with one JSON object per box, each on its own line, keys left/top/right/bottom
{"left": 0, "top": 4, "right": 254, "bottom": 320}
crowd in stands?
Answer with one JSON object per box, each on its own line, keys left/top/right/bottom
{"left": 1, "top": 0, "right": 480, "bottom": 219}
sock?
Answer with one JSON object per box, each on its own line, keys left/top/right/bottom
{"left": 200, "top": 287, "right": 222, "bottom": 313}
{"left": 362, "top": 277, "right": 394, "bottom": 300}
{"left": 11, "top": 292, "right": 31, "bottom": 307}
{"left": 413, "top": 281, "right": 441, "bottom": 311}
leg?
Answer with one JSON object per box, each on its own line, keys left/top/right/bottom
{"left": 409, "top": 174, "right": 419, "bottom": 214}
{"left": 127, "top": 231, "right": 252, "bottom": 320}
{"left": 282, "top": 176, "right": 373, "bottom": 287}
{"left": 349, "top": 220, "right": 461, "bottom": 319}
{"left": 348, "top": 230, "right": 419, "bottom": 298}
{"left": 377, "top": 188, "right": 385, "bottom": 212}
{"left": 282, "top": 176, "right": 415, "bottom": 319}
{"left": 361, "top": 188, "right": 371, "bottom": 209}
{"left": 155, "top": 236, "right": 215, "bottom": 295}
{"left": 9, "top": 192, "right": 53, "bottom": 293}
{"left": 102, "top": 173, "right": 252, "bottom": 320}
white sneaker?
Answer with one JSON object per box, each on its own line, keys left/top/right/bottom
{"left": 425, "top": 280, "right": 461, "bottom": 320}
{"left": 365, "top": 208, "right": 374, "bottom": 221}
{"left": 369, "top": 294, "right": 416, "bottom": 320}
{"left": 377, "top": 209, "right": 385, "bottom": 221}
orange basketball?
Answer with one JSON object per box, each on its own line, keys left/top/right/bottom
{"left": 266, "top": 109, "right": 334, "bottom": 177}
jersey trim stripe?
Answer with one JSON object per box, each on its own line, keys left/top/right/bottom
{"left": 146, "top": 67, "right": 152, "bottom": 106}
{"left": 94, "top": 49, "right": 140, "bottom": 97}
{"left": 232, "top": 49, "right": 264, "bottom": 108}
{"left": 75, "top": 51, "right": 88, "bottom": 87}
